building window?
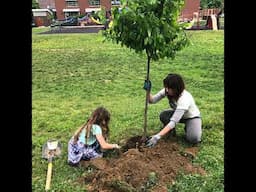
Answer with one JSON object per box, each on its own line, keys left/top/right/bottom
{"left": 66, "top": 0, "right": 78, "bottom": 7}
{"left": 111, "top": 0, "right": 121, "bottom": 5}
{"left": 89, "top": 0, "right": 100, "bottom": 6}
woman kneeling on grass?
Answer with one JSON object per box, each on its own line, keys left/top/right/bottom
{"left": 68, "top": 107, "right": 120, "bottom": 166}
{"left": 145, "top": 73, "right": 202, "bottom": 147}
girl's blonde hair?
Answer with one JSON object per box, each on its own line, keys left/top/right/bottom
{"left": 73, "top": 107, "right": 110, "bottom": 144}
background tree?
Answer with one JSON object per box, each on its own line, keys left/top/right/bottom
{"left": 32, "top": 0, "right": 40, "bottom": 9}
{"left": 103, "top": 0, "right": 189, "bottom": 138}
{"left": 200, "top": 0, "right": 224, "bottom": 9}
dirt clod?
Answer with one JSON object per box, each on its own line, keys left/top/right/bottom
{"left": 79, "top": 135, "right": 206, "bottom": 191}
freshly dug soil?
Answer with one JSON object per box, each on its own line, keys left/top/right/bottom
{"left": 78, "top": 135, "right": 206, "bottom": 192}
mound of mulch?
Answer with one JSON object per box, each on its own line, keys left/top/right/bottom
{"left": 78, "top": 136, "right": 206, "bottom": 192}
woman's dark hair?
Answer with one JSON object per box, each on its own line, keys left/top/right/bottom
{"left": 163, "top": 73, "right": 185, "bottom": 100}
{"left": 74, "top": 107, "right": 110, "bottom": 143}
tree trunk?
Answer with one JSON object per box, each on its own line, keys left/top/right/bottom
{"left": 143, "top": 56, "right": 151, "bottom": 138}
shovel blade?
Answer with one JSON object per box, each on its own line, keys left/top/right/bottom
{"left": 47, "top": 140, "right": 58, "bottom": 150}
{"left": 42, "top": 139, "right": 62, "bottom": 160}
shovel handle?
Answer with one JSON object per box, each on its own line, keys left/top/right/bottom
{"left": 45, "top": 161, "right": 53, "bottom": 191}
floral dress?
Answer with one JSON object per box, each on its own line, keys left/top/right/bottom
{"left": 68, "top": 124, "right": 103, "bottom": 165}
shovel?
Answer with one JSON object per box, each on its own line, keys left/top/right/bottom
{"left": 42, "top": 139, "right": 62, "bottom": 191}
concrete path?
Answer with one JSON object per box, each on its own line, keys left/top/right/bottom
{"left": 40, "top": 25, "right": 105, "bottom": 34}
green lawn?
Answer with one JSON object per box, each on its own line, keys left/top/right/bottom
{"left": 32, "top": 28, "right": 224, "bottom": 191}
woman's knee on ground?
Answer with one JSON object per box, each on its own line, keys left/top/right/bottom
{"left": 185, "top": 118, "right": 202, "bottom": 144}
{"left": 186, "top": 133, "right": 201, "bottom": 144}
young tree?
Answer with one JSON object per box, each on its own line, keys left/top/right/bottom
{"left": 103, "top": 0, "right": 189, "bottom": 138}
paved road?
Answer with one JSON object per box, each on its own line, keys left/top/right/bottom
{"left": 40, "top": 25, "right": 105, "bottom": 34}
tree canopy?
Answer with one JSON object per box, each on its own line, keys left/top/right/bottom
{"left": 32, "top": 0, "right": 40, "bottom": 9}
{"left": 200, "top": 0, "right": 224, "bottom": 9}
{"left": 104, "top": 0, "right": 189, "bottom": 61}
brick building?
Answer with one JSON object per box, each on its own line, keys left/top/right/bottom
{"left": 36, "top": 0, "right": 200, "bottom": 23}
{"left": 32, "top": 9, "right": 53, "bottom": 26}
{"left": 33, "top": 0, "right": 56, "bottom": 26}
{"left": 38, "top": 0, "right": 56, "bottom": 9}
{"left": 37, "top": 0, "right": 120, "bottom": 20}
{"left": 181, "top": 0, "right": 200, "bottom": 21}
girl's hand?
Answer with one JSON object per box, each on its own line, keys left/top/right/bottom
{"left": 113, "top": 144, "right": 121, "bottom": 149}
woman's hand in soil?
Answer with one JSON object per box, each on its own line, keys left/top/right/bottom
{"left": 146, "top": 134, "right": 161, "bottom": 147}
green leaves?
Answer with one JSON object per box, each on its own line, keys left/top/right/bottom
{"left": 103, "top": 0, "right": 189, "bottom": 61}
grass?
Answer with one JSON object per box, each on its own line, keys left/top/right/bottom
{"left": 32, "top": 28, "right": 224, "bottom": 191}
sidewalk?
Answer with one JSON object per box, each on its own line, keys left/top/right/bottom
{"left": 40, "top": 25, "right": 105, "bottom": 34}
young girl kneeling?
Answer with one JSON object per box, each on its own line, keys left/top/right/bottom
{"left": 68, "top": 107, "right": 120, "bottom": 165}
